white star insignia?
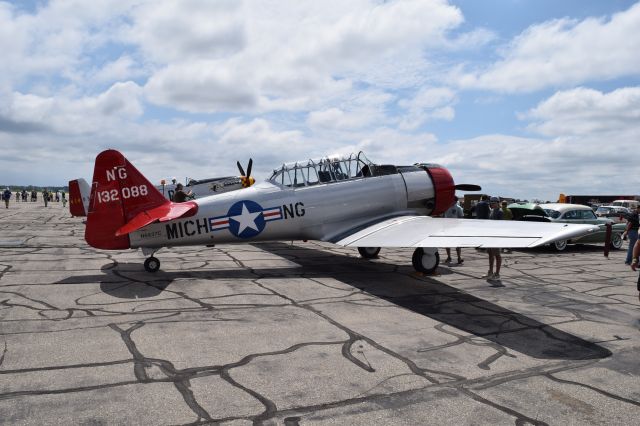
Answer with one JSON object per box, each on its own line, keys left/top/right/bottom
{"left": 230, "top": 203, "right": 261, "bottom": 234}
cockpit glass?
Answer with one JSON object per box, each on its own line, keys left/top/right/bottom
{"left": 268, "top": 152, "right": 375, "bottom": 187}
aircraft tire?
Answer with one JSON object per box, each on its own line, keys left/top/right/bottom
{"left": 144, "top": 256, "right": 160, "bottom": 273}
{"left": 412, "top": 248, "right": 439, "bottom": 274}
{"left": 552, "top": 240, "right": 567, "bottom": 252}
{"left": 358, "top": 247, "right": 381, "bottom": 259}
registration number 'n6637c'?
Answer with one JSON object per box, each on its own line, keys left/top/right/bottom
{"left": 96, "top": 185, "right": 148, "bottom": 203}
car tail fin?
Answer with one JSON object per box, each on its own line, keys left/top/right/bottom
{"left": 85, "top": 150, "right": 167, "bottom": 250}
{"left": 68, "top": 178, "right": 90, "bottom": 216}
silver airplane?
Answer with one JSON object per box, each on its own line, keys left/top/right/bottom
{"left": 79, "top": 149, "right": 597, "bottom": 273}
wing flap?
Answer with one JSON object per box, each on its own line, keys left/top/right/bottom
{"left": 336, "top": 216, "right": 599, "bottom": 248}
{"left": 115, "top": 201, "right": 198, "bottom": 236}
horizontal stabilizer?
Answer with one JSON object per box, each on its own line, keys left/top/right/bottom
{"left": 115, "top": 201, "right": 198, "bottom": 236}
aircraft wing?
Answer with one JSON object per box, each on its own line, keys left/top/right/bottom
{"left": 334, "top": 216, "right": 599, "bottom": 248}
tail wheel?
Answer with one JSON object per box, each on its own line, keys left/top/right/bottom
{"left": 412, "top": 248, "right": 439, "bottom": 274}
{"left": 144, "top": 256, "right": 160, "bottom": 273}
{"left": 553, "top": 239, "right": 567, "bottom": 251}
{"left": 610, "top": 233, "right": 623, "bottom": 250}
{"left": 358, "top": 247, "right": 381, "bottom": 259}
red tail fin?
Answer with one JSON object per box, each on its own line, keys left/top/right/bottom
{"left": 85, "top": 150, "right": 167, "bottom": 249}
{"left": 69, "top": 178, "right": 90, "bottom": 217}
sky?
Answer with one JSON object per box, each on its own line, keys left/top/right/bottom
{"left": 0, "top": 0, "right": 639, "bottom": 201}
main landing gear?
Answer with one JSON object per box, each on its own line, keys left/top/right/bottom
{"left": 357, "top": 246, "right": 440, "bottom": 274}
{"left": 142, "top": 247, "right": 160, "bottom": 272}
{"left": 357, "top": 247, "right": 381, "bottom": 259}
{"left": 411, "top": 247, "right": 439, "bottom": 275}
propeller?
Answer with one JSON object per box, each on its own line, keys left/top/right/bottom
{"left": 454, "top": 184, "right": 482, "bottom": 191}
{"left": 237, "top": 158, "right": 255, "bottom": 187}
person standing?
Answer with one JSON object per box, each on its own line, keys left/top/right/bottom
{"left": 476, "top": 195, "right": 490, "bottom": 220}
{"left": 500, "top": 201, "right": 513, "bottom": 253}
{"left": 42, "top": 189, "right": 49, "bottom": 207}
{"left": 484, "top": 196, "right": 503, "bottom": 280}
{"left": 2, "top": 188, "right": 11, "bottom": 208}
{"left": 501, "top": 201, "right": 513, "bottom": 220}
{"left": 444, "top": 195, "right": 464, "bottom": 264}
{"left": 629, "top": 237, "right": 640, "bottom": 302}
{"left": 623, "top": 205, "right": 640, "bottom": 265}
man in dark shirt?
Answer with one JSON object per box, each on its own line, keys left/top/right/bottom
{"left": 475, "top": 195, "right": 490, "bottom": 219}
{"left": 624, "top": 205, "right": 640, "bottom": 265}
{"left": 173, "top": 183, "right": 192, "bottom": 203}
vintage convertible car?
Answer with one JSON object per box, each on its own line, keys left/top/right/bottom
{"left": 506, "top": 202, "right": 547, "bottom": 220}
{"left": 538, "top": 203, "right": 626, "bottom": 251}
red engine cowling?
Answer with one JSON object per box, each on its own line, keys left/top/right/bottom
{"left": 420, "top": 164, "right": 456, "bottom": 216}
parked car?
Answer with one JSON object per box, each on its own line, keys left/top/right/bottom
{"left": 538, "top": 203, "right": 626, "bottom": 251}
{"left": 595, "top": 205, "right": 630, "bottom": 223}
{"left": 611, "top": 199, "right": 639, "bottom": 210}
{"left": 507, "top": 202, "right": 547, "bottom": 220}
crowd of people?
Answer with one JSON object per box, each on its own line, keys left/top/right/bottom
{"left": 2, "top": 188, "right": 66, "bottom": 208}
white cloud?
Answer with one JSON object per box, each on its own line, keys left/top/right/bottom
{"left": 0, "top": 0, "right": 138, "bottom": 89}
{"left": 459, "top": 2, "right": 640, "bottom": 92}
{"left": 126, "top": 0, "right": 246, "bottom": 63}
{"left": 435, "top": 86, "right": 640, "bottom": 200}
{"left": 139, "top": 0, "right": 466, "bottom": 113}
{"left": 523, "top": 86, "right": 640, "bottom": 136}
{"left": 144, "top": 60, "right": 258, "bottom": 112}
{"left": 397, "top": 87, "right": 457, "bottom": 130}
{"left": 92, "top": 55, "right": 146, "bottom": 84}
{"left": 1, "top": 82, "right": 143, "bottom": 136}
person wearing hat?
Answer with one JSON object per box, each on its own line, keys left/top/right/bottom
{"left": 173, "top": 183, "right": 192, "bottom": 203}
{"left": 484, "top": 196, "right": 503, "bottom": 280}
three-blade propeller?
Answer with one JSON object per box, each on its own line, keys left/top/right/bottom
{"left": 237, "top": 159, "right": 255, "bottom": 187}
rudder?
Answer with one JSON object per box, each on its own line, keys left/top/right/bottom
{"left": 69, "top": 178, "right": 90, "bottom": 216}
{"left": 85, "top": 150, "right": 167, "bottom": 249}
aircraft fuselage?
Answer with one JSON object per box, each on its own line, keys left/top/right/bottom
{"left": 129, "top": 170, "right": 431, "bottom": 249}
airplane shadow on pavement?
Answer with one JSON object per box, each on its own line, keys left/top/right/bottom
{"left": 55, "top": 242, "right": 611, "bottom": 361}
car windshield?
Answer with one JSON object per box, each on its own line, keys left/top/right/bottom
{"left": 543, "top": 209, "right": 561, "bottom": 219}
{"left": 596, "top": 207, "right": 611, "bottom": 214}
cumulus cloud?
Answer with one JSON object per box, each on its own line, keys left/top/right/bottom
{"left": 125, "top": 0, "right": 246, "bottom": 63}
{"left": 523, "top": 86, "right": 640, "bottom": 136}
{"left": 397, "top": 87, "right": 457, "bottom": 130}
{"left": 1, "top": 82, "right": 143, "bottom": 136}
{"left": 436, "top": 86, "right": 640, "bottom": 199}
{"left": 459, "top": 2, "right": 640, "bottom": 92}
{"left": 140, "top": 0, "right": 466, "bottom": 113}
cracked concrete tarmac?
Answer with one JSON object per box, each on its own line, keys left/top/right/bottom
{"left": 1, "top": 201, "right": 639, "bottom": 425}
